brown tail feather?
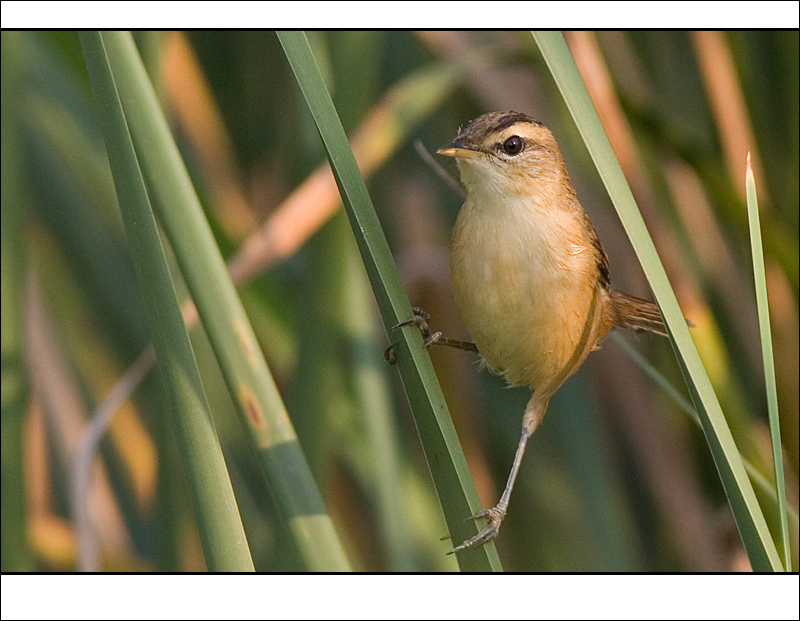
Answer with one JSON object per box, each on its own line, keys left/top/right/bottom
{"left": 609, "top": 289, "right": 668, "bottom": 337}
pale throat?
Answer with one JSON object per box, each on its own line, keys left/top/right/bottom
{"left": 459, "top": 167, "right": 585, "bottom": 275}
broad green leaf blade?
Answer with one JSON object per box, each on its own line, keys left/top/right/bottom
{"left": 278, "top": 30, "right": 502, "bottom": 572}
{"left": 532, "top": 31, "right": 782, "bottom": 571}
{"left": 97, "top": 31, "right": 349, "bottom": 571}
{"left": 80, "top": 31, "right": 254, "bottom": 572}
{"left": 746, "top": 154, "right": 791, "bottom": 571}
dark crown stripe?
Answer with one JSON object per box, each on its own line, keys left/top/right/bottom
{"left": 458, "top": 111, "right": 543, "bottom": 139}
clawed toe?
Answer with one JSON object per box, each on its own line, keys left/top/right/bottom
{"left": 383, "top": 343, "right": 399, "bottom": 364}
{"left": 446, "top": 506, "right": 506, "bottom": 554}
{"left": 384, "top": 308, "right": 433, "bottom": 365}
{"left": 446, "top": 523, "right": 500, "bottom": 555}
{"left": 385, "top": 307, "right": 477, "bottom": 365}
{"left": 394, "top": 307, "right": 430, "bottom": 330}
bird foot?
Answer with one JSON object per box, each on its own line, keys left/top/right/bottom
{"left": 384, "top": 307, "right": 477, "bottom": 365}
{"left": 446, "top": 505, "right": 507, "bottom": 554}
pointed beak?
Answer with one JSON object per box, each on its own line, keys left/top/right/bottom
{"left": 437, "top": 140, "right": 481, "bottom": 159}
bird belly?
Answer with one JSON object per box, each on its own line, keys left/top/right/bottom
{"left": 449, "top": 198, "right": 603, "bottom": 394}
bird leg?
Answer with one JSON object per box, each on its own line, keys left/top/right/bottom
{"left": 384, "top": 307, "right": 477, "bottom": 364}
{"left": 448, "top": 427, "right": 532, "bottom": 554}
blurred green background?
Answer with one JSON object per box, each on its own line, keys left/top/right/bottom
{"left": 2, "top": 30, "right": 797, "bottom": 572}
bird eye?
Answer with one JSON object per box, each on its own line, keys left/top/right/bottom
{"left": 502, "top": 136, "right": 524, "bottom": 155}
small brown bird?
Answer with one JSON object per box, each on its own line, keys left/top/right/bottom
{"left": 433, "top": 111, "right": 668, "bottom": 553}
